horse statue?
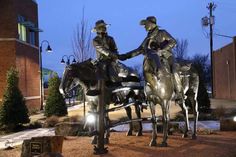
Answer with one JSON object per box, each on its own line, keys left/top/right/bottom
{"left": 175, "top": 62, "right": 199, "bottom": 139}
{"left": 140, "top": 51, "right": 175, "bottom": 147}
{"left": 120, "top": 48, "right": 199, "bottom": 147}
{"left": 59, "top": 58, "right": 145, "bottom": 144}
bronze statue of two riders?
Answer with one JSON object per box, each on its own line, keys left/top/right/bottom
{"left": 91, "top": 16, "right": 199, "bottom": 146}
{"left": 59, "top": 16, "right": 199, "bottom": 147}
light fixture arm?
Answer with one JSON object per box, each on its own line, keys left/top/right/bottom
{"left": 40, "top": 40, "right": 52, "bottom": 53}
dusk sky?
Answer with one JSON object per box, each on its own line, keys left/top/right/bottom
{"left": 38, "top": 0, "right": 236, "bottom": 75}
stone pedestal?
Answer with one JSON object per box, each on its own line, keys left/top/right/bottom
{"left": 21, "top": 136, "right": 64, "bottom": 157}
{"left": 55, "top": 122, "right": 84, "bottom": 136}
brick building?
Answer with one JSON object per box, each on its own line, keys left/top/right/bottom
{"left": 213, "top": 37, "right": 236, "bottom": 100}
{"left": 0, "top": 0, "right": 41, "bottom": 110}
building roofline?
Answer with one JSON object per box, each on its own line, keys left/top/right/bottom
{"left": 32, "top": 0, "right": 37, "bottom": 4}
{"left": 214, "top": 41, "right": 233, "bottom": 52}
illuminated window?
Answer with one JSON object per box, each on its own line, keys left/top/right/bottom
{"left": 18, "top": 23, "right": 26, "bottom": 42}
{"left": 29, "top": 30, "right": 35, "bottom": 45}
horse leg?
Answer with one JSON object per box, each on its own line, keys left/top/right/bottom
{"left": 179, "top": 100, "right": 190, "bottom": 138}
{"left": 125, "top": 106, "right": 133, "bottom": 136}
{"left": 135, "top": 102, "right": 143, "bottom": 136}
{"left": 191, "top": 96, "right": 199, "bottom": 140}
{"left": 161, "top": 100, "right": 170, "bottom": 147}
{"left": 90, "top": 104, "right": 97, "bottom": 144}
{"left": 149, "top": 101, "right": 157, "bottom": 146}
{"left": 104, "top": 109, "right": 110, "bottom": 144}
{"left": 91, "top": 122, "right": 97, "bottom": 144}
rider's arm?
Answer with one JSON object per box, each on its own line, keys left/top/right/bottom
{"left": 110, "top": 37, "right": 119, "bottom": 55}
{"left": 93, "top": 39, "right": 113, "bottom": 57}
{"left": 123, "top": 38, "right": 147, "bottom": 59}
{"left": 160, "top": 30, "right": 176, "bottom": 51}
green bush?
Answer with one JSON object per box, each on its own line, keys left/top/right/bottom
{"left": 44, "top": 74, "right": 67, "bottom": 117}
{"left": 191, "top": 55, "right": 211, "bottom": 113}
{"left": 77, "top": 85, "right": 84, "bottom": 101}
{"left": 0, "top": 68, "right": 29, "bottom": 129}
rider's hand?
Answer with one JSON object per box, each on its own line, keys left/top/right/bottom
{"left": 157, "top": 50, "right": 165, "bottom": 56}
{"left": 118, "top": 54, "right": 127, "bottom": 61}
{"left": 110, "top": 53, "right": 118, "bottom": 60}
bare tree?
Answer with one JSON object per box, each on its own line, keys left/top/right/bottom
{"left": 173, "top": 39, "right": 188, "bottom": 60}
{"left": 72, "top": 8, "right": 95, "bottom": 62}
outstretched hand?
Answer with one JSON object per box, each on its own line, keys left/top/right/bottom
{"left": 110, "top": 53, "right": 118, "bottom": 60}
{"left": 118, "top": 54, "right": 127, "bottom": 61}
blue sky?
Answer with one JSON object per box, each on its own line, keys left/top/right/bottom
{"left": 38, "top": 0, "right": 236, "bottom": 75}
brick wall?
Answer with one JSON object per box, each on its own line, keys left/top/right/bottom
{"left": 16, "top": 42, "right": 40, "bottom": 106}
{"left": 0, "top": 0, "right": 18, "bottom": 38}
{"left": 0, "top": 0, "right": 40, "bottom": 111}
{"left": 0, "top": 41, "right": 16, "bottom": 101}
{"left": 213, "top": 37, "right": 236, "bottom": 100}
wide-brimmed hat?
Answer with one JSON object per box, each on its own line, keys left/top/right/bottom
{"left": 140, "top": 16, "right": 157, "bottom": 25}
{"left": 92, "top": 20, "right": 110, "bottom": 32}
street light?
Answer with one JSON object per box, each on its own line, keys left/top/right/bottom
{"left": 39, "top": 40, "right": 52, "bottom": 110}
{"left": 60, "top": 55, "right": 76, "bottom": 65}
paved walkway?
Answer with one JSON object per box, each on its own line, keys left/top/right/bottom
{"left": 0, "top": 128, "right": 55, "bottom": 149}
{"left": 112, "top": 120, "right": 220, "bottom": 132}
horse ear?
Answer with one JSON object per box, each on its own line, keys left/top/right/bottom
{"left": 187, "top": 63, "right": 192, "bottom": 67}
{"left": 66, "top": 65, "right": 72, "bottom": 70}
{"left": 175, "top": 63, "right": 181, "bottom": 70}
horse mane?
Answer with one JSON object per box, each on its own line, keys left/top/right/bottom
{"left": 69, "top": 58, "right": 98, "bottom": 82}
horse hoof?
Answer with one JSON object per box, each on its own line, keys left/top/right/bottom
{"left": 182, "top": 133, "right": 188, "bottom": 138}
{"left": 160, "top": 142, "right": 168, "bottom": 147}
{"left": 104, "top": 138, "right": 109, "bottom": 144}
{"left": 136, "top": 131, "right": 143, "bottom": 136}
{"left": 149, "top": 140, "right": 157, "bottom": 147}
{"left": 126, "top": 130, "right": 133, "bottom": 136}
{"left": 192, "top": 135, "right": 197, "bottom": 140}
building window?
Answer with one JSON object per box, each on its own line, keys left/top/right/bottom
{"left": 18, "top": 23, "right": 26, "bottom": 42}
{"left": 29, "top": 30, "right": 35, "bottom": 45}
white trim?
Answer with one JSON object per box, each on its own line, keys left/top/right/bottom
{"left": 0, "top": 96, "right": 40, "bottom": 101}
{"left": 24, "top": 96, "right": 40, "bottom": 100}
{"left": 0, "top": 38, "right": 39, "bottom": 50}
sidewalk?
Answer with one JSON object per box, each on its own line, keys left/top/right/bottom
{"left": 0, "top": 128, "right": 55, "bottom": 149}
{"left": 112, "top": 121, "right": 220, "bottom": 132}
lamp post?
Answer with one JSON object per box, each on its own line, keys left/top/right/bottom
{"left": 39, "top": 40, "right": 52, "bottom": 110}
{"left": 60, "top": 55, "right": 76, "bottom": 65}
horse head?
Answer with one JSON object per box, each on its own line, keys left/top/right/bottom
{"left": 175, "top": 62, "right": 192, "bottom": 93}
{"left": 59, "top": 58, "right": 98, "bottom": 96}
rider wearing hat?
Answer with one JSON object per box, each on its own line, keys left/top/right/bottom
{"left": 92, "top": 20, "right": 118, "bottom": 61}
{"left": 119, "top": 16, "right": 184, "bottom": 100}
{"left": 92, "top": 20, "right": 120, "bottom": 82}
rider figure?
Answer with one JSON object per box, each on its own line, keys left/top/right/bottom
{"left": 119, "top": 16, "right": 184, "bottom": 100}
{"left": 92, "top": 20, "right": 120, "bottom": 83}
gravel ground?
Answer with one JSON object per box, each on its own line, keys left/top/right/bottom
{"left": 1, "top": 131, "right": 236, "bottom": 157}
